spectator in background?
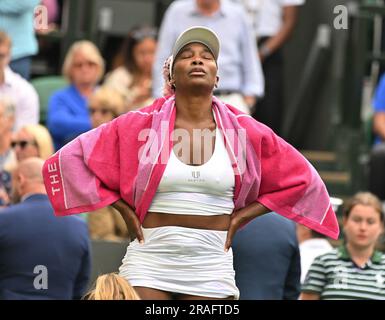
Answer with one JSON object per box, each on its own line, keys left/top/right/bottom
{"left": 0, "top": 158, "right": 91, "bottom": 299}
{"left": 232, "top": 212, "right": 301, "bottom": 299}
{"left": 301, "top": 192, "right": 385, "bottom": 300}
{"left": 83, "top": 273, "right": 140, "bottom": 300}
{"left": 152, "top": 0, "right": 264, "bottom": 114}
{"left": 104, "top": 26, "right": 157, "bottom": 111}
{"left": 12, "top": 124, "right": 54, "bottom": 162}
{"left": 369, "top": 73, "right": 385, "bottom": 202}
{"left": 0, "top": 98, "right": 16, "bottom": 206}
{"left": 0, "top": 97, "right": 16, "bottom": 172}
{"left": 86, "top": 87, "right": 129, "bottom": 241}
{"left": 239, "top": 0, "right": 305, "bottom": 135}
{"left": 0, "top": 0, "right": 40, "bottom": 79}
{"left": 88, "top": 86, "right": 125, "bottom": 128}
{"left": 0, "top": 31, "right": 39, "bottom": 131}
{"left": 296, "top": 224, "right": 332, "bottom": 284}
{"left": 47, "top": 40, "right": 104, "bottom": 150}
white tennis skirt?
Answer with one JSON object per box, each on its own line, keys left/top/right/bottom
{"left": 119, "top": 226, "right": 239, "bottom": 299}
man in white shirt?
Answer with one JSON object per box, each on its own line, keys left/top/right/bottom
{"left": 296, "top": 224, "right": 333, "bottom": 283}
{"left": 238, "top": 0, "right": 305, "bottom": 135}
{"left": 0, "top": 31, "right": 39, "bottom": 131}
{"left": 153, "top": 0, "right": 265, "bottom": 114}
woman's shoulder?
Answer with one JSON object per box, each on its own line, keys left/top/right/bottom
{"left": 227, "top": 108, "right": 277, "bottom": 139}
{"left": 312, "top": 247, "right": 340, "bottom": 264}
{"left": 115, "top": 97, "right": 168, "bottom": 125}
{"left": 49, "top": 84, "right": 77, "bottom": 100}
{"left": 104, "top": 66, "right": 132, "bottom": 84}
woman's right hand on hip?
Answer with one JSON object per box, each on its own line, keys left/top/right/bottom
{"left": 112, "top": 199, "right": 144, "bottom": 243}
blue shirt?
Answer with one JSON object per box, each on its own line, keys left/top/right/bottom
{"left": 152, "top": 0, "right": 264, "bottom": 98}
{"left": 373, "top": 73, "right": 385, "bottom": 144}
{"left": 0, "top": 0, "right": 39, "bottom": 60}
{"left": 0, "top": 194, "right": 91, "bottom": 300}
{"left": 47, "top": 85, "right": 92, "bottom": 150}
{"left": 232, "top": 212, "right": 301, "bottom": 300}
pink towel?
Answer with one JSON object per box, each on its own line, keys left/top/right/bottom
{"left": 42, "top": 95, "right": 339, "bottom": 239}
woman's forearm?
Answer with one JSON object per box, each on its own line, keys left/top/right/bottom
{"left": 235, "top": 201, "right": 271, "bottom": 225}
{"left": 111, "top": 199, "right": 127, "bottom": 211}
{"left": 111, "top": 199, "right": 144, "bottom": 242}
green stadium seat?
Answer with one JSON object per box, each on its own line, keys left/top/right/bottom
{"left": 31, "top": 76, "right": 68, "bottom": 125}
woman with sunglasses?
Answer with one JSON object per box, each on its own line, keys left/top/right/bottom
{"left": 104, "top": 26, "right": 157, "bottom": 111}
{"left": 12, "top": 124, "right": 54, "bottom": 162}
{"left": 47, "top": 41, "right": 105, "bottom": 150}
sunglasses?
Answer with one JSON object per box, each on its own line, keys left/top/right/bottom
{"left": 11, "top": 140, "right": 37, "bottom": 149}
{"left": 73, "top": 61, "right": 97, "bottom": 69}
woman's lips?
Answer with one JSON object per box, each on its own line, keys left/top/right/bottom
{"left": 189, "top": 68, "right": 206, "bottom": 75}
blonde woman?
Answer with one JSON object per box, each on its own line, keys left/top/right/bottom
{"left": 12, "top": 124, "right": 54, "bottom": 161}
{"left": 301, "top": 192, "right": 385, "bottom": 300}
{"left": 88, "top": 87, "right": 125, "bottom": 128}
{"left": 47, "top": 40, "right": 105, "bottom": 150}
{"left": 84, "top": 273, "right": 140, "bottom": 300}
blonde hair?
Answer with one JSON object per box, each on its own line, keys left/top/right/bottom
{"left": 0, "top": 30, "right": 11, "bottom": 47}
{"left": 83, "top": 273, "right": 141, "bottom": 300}
{"left": 62, "top": 40, "right": 105, "bottom": 83}
{"left": 343, "top": 192, "right": 384, "bottom": 222}
{"left": 20, "top": 124, "right": 54, "bottom": 160}
{"left": 89, "top": 87, "right": 126, "bottom": 116}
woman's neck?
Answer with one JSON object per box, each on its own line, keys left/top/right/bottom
{"left": 75, "top": 83, "right": 94, "bottom": 98}
{"left": 175, "top": 93, "right": 214, "bottom": 123}
{"left": 346, "top": 242, "right": 375, "bottom": 267}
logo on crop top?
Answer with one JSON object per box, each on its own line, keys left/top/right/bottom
{"left": 192, "top": 171, "right": 200, "bottom": 179}
{"left": 188, "top": 170, "right": 205, "bottom": 182}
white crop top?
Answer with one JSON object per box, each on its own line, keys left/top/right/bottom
{"left": 148, "top": 127, "right": 235, "bottom": 215}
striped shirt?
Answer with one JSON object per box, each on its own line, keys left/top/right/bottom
{"left": 302, "top": 246, "right": 385, "bottom": 300}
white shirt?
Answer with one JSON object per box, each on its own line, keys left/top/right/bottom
{"left": 299, "top": 238, "right": 333, "bottom": 283}
{"left": 152, "top": 0, "right": 264, "bottom": 97}
{"left": 238, "top": 0, "right": 305, "bottom": 37}
{"left": 0, "top": 67, "right": 39, "bottom": 131}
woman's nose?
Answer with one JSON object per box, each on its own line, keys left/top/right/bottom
{"left": 192, "top": 58, "right": 203, "bottom": 65}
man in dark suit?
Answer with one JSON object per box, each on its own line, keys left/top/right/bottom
{"left": 232, "top": 212, "right": 301, "bottom": 299}
{"left": 0, "top": 158, "right": 91, "bottom": 299}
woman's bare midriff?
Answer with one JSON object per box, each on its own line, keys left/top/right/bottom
{"left": 143, "top": 212, "right": 230, "bottom": 231}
